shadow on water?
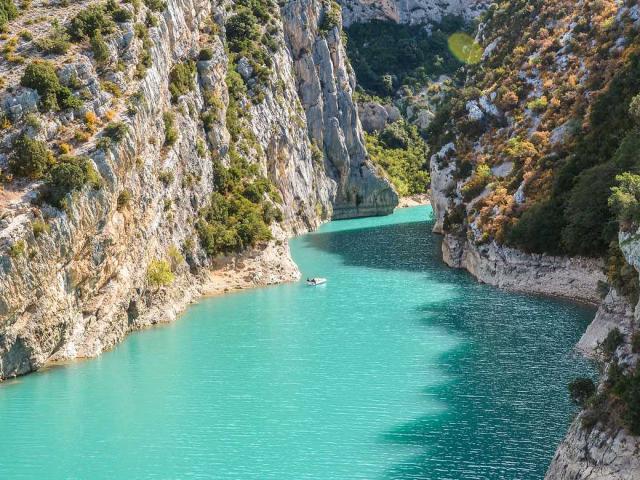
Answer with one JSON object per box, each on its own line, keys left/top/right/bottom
{"left": 307, "top": 215, "right": 597, "bottom": 480}
{"left": 379, "top": 297, "right": 595, "bottom": 479}
{"left": 303, "top": 220, "right": 448, "bottom": 274}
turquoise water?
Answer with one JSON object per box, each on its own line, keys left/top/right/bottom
{"left": 0, "top": 206, "right": 595, "bottom": 479}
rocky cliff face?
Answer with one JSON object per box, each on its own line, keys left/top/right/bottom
{"left": 338, "top": 0, "right": 488, "bottom": 27}
{"left": 441, "top": 234, "right": 604, "bottom": 304}
{"left": 0, "top": 0, "right": 396, "bottom": 380}
{"left": 545, "top": 286, "right": 640, "bottom": 480}
{"left": 426, "top": 2, "right": 640, "bottom": 476}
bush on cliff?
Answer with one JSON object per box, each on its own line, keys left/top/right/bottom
{"left": 21, "top": 61, "right": 82, "bottom": 112}
{"left": 610, "top": 171, "right": 640, "bottom": 229}
{"left": 144, "top": 0, "right": 166, "bottom": 13}
{"left": 568, "top": 378, "right": 596, "bottom": 407}
{"left": 319, "top": 0, "right": 341, "bottom": 35}
{"left": 600, "top": 328, "right": 624, "bottom": 359}
{"left": 606, "top": 242, "right": 640, "bottom": 306}
{"left": 68, "top": 4, "right": 115, "bottom": 40}
{"left": 36, "top": 21, "right": 71, "bottom": 54}
{"left": 90, "top": 30, "right": 111, "bottom": 64}
{"left": 168, "top": 61, "right": 196, "bottom": 103}
{"left": 0, "top": 0, "right": 18, "bottom": 31}
{"left": 42, "top": 155, "right": 101, "bottom": 208}
{"left": 9, "top": 134, "right": 55, "bottom": 179}
{"left": 146, "top": 259, "right": 174, "bottom": 289}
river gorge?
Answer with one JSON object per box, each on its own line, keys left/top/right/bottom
{"left": 0, "top": 206, "right": 595, "bottom": 479}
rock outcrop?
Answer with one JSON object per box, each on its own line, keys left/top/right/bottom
{"left": 442, "top": 235, "right": 605, "bottom": 304}
{"left": 546, "top": 418, "right": 640, "bottom": 480}
{"left": 338, "top": 0, "right": 489, "bottom": 27}
{"left": 0, "top": 0, "right": 396, "bottom": 380}
{"left": 544, "top": 236, "right": 640, "bottom": 480}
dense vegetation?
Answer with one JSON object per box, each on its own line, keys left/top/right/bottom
{"left": 426, "top": 0, "right": 640, "bottom": 262}
{"left": 196, "top": 155, "right": 280, "bottom": 257}
{"left": 224, "top": 0, "right": 279, "bottom": 97}
{"left": 507, "top": 53, "right": 640, "bottom": 257}
{"left": 365, "top": 121, "right": 430, "bottom": 196}
{"left": 345, "top": 17, "right": 468, "bottom": 97}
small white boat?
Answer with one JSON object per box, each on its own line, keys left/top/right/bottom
{"left": 306, "top": 277, "right": 327, "bottom": 286}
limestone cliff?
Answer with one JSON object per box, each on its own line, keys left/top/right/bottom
{"left": 0, "top": 0, "right": 396, "bottom": 380}
{"left": 338, "top": 0, "right": 488, "bottom": 27}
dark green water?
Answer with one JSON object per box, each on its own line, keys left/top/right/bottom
{"left": 0, "top": 206, "right": 595, "bottom": 479}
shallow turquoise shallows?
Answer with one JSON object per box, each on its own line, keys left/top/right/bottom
{"left": 0, "top": 206, "right": 595, "bottom": 479}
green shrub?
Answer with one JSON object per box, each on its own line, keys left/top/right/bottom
{"left": 163, "top": 111, "right": 177, "bottom": 146}
{"left": 526, "top": 96, "right": 548, "bottom": 112}
{"left": 0, "top": 0, "right": 17, "bottom": 30}
{"left": 9, "top": 240, "right": 26, "bottom": 258}
{"left": 609, "top": 172, "right": 640, "bottom": 227}
{"left": 197, "top": 192, "right": 271, "bottom": 255}
{"left": 196, "top": 138, "right": 206, "bottom": 157}
{"left": 167, "top": 245, "right": 184, "bottom": 270}
{"left": 68, "top": 4, "right": 115, "bottom": 40}
{"left": 111, "top": 6, "right": 132, "bottom": 23}
{"left": 21, "top": 61, "right": 82, "bottom": 111}
{"left": 568, "top": 377, "right": 596, "bottom": 407}
{"left": 104, "top": 122, "right": 128, "bottom": 142}
{"left": 101, "top": 80, "right": 122, "bottom": 97}
{"left": 226, "top": 11, "right": 259, "bottom": 47}
{"left": 168, "top": 61, "right": 196, "bottom": 102}
{"left": 143, "top": 0, "right": 165, "bottom": 13}
{"left": 117, "top": 189, "right": 132, "bottom": 210}
{"left": 379, "top": 122, "right": 410, "bottom": 149}
{"left": 606, "top": 242, "right": 640, "bottom": 306}
{"left": 319, "top": 1, "right": 341, "bottom": 34}
{"left": 198, "top": 48, "right": 213, "bottom": 61}
{"left": 461, "top": 164, "right": 491, "bottom": 201}
{"left": 35, "top": 21, "right": 70, "bottom": 54}
{"left": 601, "top": 328, "right": 624, "bottom": 358}
{"left": 146, "top": 259, "right": 174, "bottom": 288}
{"left": 197, "top": 154, "right": 277, "bottom": 257}
{"left": 158, "top": 170, "right": 174, "bottom": 186}
{"left": 43, "top": 155, "right": 101, "bottom": 208}
{"left": 31, "top": 219, "right": 50, "bottom": 238}
{"left": 9, "top": 134, "right": 54, "bottom": 179}
{"left": 90, "top": 30, "right": 110, "bottom": 64}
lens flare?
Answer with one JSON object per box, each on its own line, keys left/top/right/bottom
{"left": 448, "top": 32, "right": 483, "bottom": 65}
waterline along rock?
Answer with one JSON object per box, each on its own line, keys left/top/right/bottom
{"left": 0, "top": 0, "right": 396, "bottom": 380}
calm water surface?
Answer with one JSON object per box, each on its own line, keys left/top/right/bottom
{"left": 0, "top": 206, "right": 595, "bottom": 479}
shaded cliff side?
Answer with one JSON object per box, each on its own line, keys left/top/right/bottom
{"left": 0, "top": 0, "right": 396, "bottom": 380}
